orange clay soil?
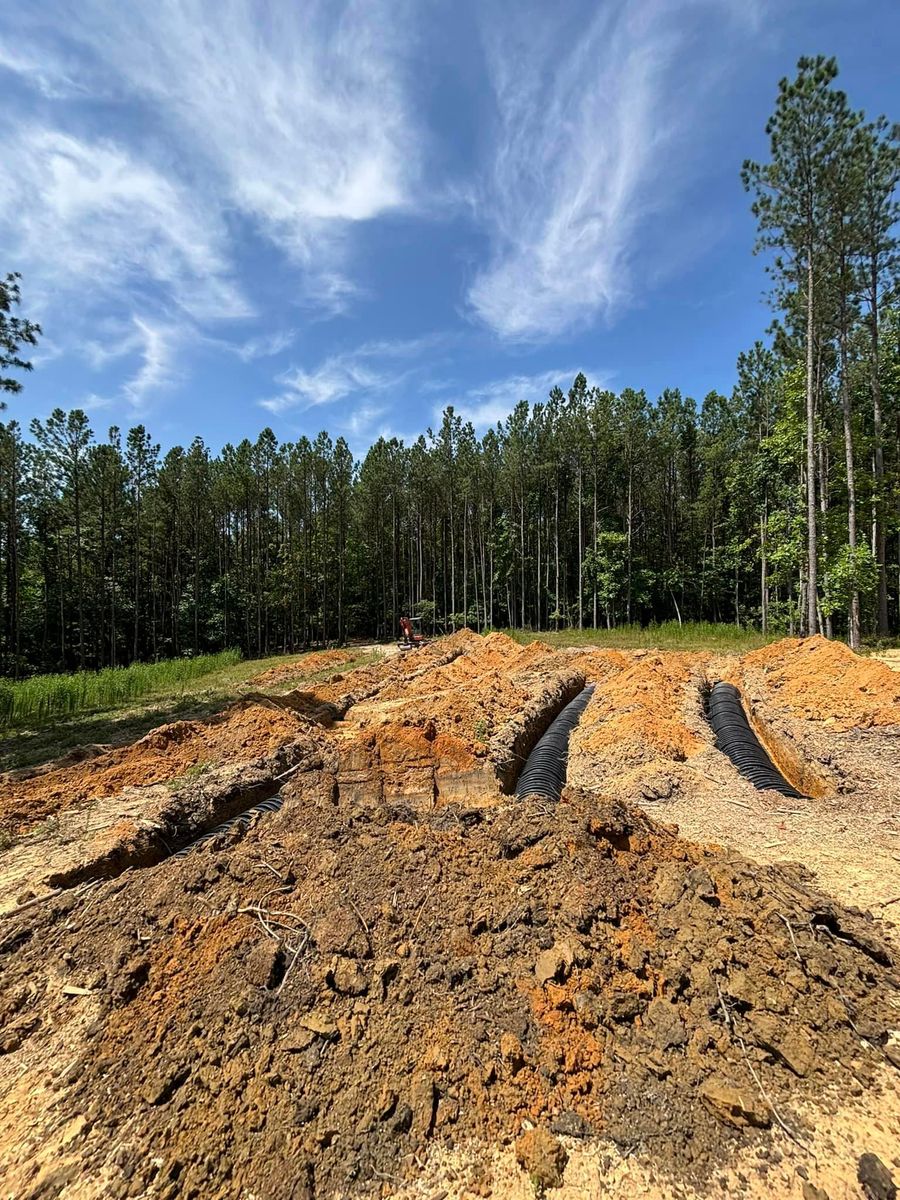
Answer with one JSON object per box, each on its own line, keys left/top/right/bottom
{"left": 0, "top": 701, "right": 308, "bottom": 837}
{"left": 573, "top": 651, "right": 708, "bottom": 766}
{"left": 249, "top": 649, "right": 355, "bottom": 687}
{"left": 302, "top": 629, "right": 482, "bottom": 711}
{"left": 739, "top": 635, "right": 900, "bottom": 729}
{"left": 318, "top": 632, "right": 565, "bottom": 747}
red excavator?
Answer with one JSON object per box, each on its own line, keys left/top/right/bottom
{"left": 398, "top": 614, "right": 428, "bottom": 651}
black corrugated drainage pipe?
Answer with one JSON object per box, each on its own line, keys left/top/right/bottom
{"left": 707, "top": 682, "right": 805, "bottom": 798}
{"left": 172, "top": 793, "right": 284, "bottom": 860}
{"left": 516, "top": 685, "right": 595, "bottom": 801}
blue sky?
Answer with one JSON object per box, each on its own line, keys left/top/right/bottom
{"left": 2, "top": 0, "right": 899, "bottom": 455}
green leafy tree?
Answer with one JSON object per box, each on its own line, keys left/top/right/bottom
{"left": 0, "top": 273, "right": 41, "bottom": 405}
{"left": 743, "top": 56, "right": 853, "bottom": 634}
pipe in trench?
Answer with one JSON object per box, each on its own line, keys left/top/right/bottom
{"left": 515, "top": 684, "right": 595, "bottom": 801}
{"left": 171, "top": 793, "right": 285, "bottom": 860}
{"left": 707, "top": 682, "right": 805, "bottom": 799}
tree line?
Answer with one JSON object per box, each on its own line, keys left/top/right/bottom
{"left": 0, "top": 56, "right": 898, "bottom": 675}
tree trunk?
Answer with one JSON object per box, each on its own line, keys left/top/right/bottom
{"left": 805, "top": 254, "right": 818, "bottom": 635}
{"left": 839, "top": 321, "right": 860, "bottom": 649}
{"left": 869, "top": 273, "right": 889, "bottom": 634}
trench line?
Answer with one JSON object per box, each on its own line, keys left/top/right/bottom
{"left": 515, "top": 685, "right": 595, "bottom": 801}
{"left": 707, "top": 681, "right": 805, "bottom": 799}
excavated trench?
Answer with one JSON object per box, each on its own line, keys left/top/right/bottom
{"left": 515, "top": 684, "right": 595, "bottom": 800}
{"left": 707, "top": 681, "right": 805, "bottom": 798}
{"left": 44, "top": 676, "right": 597, "bottom": 893}
{"left": 493, "top": 671, "right": 588, "bottom": 795}
{"left": 45, "top": 773, "right": 287, "bottom": 889}
{"left": 171, "top": 793, "right": 285, "bottom": 860}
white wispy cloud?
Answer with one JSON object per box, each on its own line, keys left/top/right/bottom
{"left": 261, "top": 336, "right": 444, "bottom": 416}
{"left": 121, "top": 318, "right": 182, "bottom": 412}
{"left": 449, "top": 367, "right": 611, "bottom": 431}
{"left": 0, "top": 126, "right": 249, "bottom": 325}
{"left": 3, "top": 1, "right": 422, "bottom": 308}
{"left": 468, "top": 0, "right": 761, "bottom": 341}
{"left": 77, "top": 316, "right": 183, "bottom": 416}
{"left": 230, "top": 330, "right": 297, "bottom": 364}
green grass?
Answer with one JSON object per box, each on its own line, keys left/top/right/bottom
{"left": 0, "top": 645, "right": 381, "bottom": 774}
{"left": 0, "top": 649, "right": 242, "bottom": 730}
{"left": 502, "top": 620, "right": 781, "bottom": 654}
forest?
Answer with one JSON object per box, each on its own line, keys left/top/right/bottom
{"left": 0, "top": 56, "right": 898, "bottom": 675}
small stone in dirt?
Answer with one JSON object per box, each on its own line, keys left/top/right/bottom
{"left": 313, "top": 906, "right": 369, "bottom": 958}
{"left": 801, "top": 1182, "right": 830, "bottom": 1200}
{"left": 499, "top": 1031, "right": 525, "bottom": 1073}
{"left": 550, "top": 1110, "right": 591, "bottom": 1138}
{"left": 645, "top": 998, "right": 687, "bottom": 1049}
{"left": 606, "top": 991, "right": 644, "bottom": 1022}
{"left": 298, "top": 1011, "right": 339, "bottom": 1039}
{"left": 699, "top": 1076, "right": 771, "bottom": 1129}
{"left": 392, "top": 1103, "right": 413, "bottom": 1134}
{"left": 142, "top": 1065, "right": 189, "bottom": 1107}
{"left": 573, "top": 990, "right": 603, "bottom": 1028}
{"left": 331, "top": 959, "right": 368, "bottom": 996}
{"left": 515, "top": 1127, "right": 568, "bottom": 1190}
{"left": 858, "top": 1153, "right": 897, "bottom": 1200}
{"left": 244, "top": 939, "right": 282, "bottom": 989}
{"left": 746, "top": 1011, "right": 815, "bottom": 1077}
{"left": 410, "top": 1072, "right": 436, "bottom": 1136}
{"left": 535, "top": 941, "right": 574, "bottom": 986}
{"left": 779, "top": 1029, "right": 816, "bottom": 1077}
{"left": 280, "top": 1029, "right": 316, "bottom": 1053}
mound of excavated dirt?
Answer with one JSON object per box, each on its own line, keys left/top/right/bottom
{"left": 568, "top": 652, "right": 710, "bottom": 802}
{"left": 249, "top": 650, "right": 356, "bottom": 688}
{"left": 0, "top": 701, "right": 309, "bottom": 837}
{"left": 574, "top": 652, "right": 707, "bottom": 763}
{"left": 2, "top": 788, "right": 895, "bottom": 1198}
{"left": 740, "top": 636, "right": 900, "bottom": 729}
{"left": 284, "top": 630, "right": 482, "bottom": 720}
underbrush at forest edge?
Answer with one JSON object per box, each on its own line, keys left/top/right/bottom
{"left": 503, "top": 621, "right": 780, "bottom": 653}
{"left": 0, "top": 649, "right": 242, "bottom": 730}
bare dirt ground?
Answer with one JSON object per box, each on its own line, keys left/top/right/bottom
{"left": 249, "top": 649, "right": 357, "bottom": 688}
{"left": 1, "top": 632, "right": 899, "bottom": 1199}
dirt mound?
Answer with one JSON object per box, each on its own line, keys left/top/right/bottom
{"left": 0, "top": 701, "right": 308, "bottom": 837}
{"left": 1, "top": 789, "right": 895, "bottom": 1198}
{"left": 250, "top": 650, "right": 355, "bottom": 687}
{"left": 293, "top": 631, "right": 480, "bottom": 716}
{"left": 740, "top": 636, "right": 900, "bottom": 729}
{"left": 568, "top": 652, "right": 710, "bottom": 806}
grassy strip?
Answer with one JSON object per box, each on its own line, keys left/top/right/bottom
{"left": 0, "top": 649, "right": 242, "bottom": 729}
{"left": 0, "top": 647, "right": 382, "bottom": 773}
{"left": 502, "top": 621, "right": 781, "bottom": 653}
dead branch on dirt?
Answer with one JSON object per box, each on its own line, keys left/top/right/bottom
{"left": 736, "top": 1034, "right": 808, "bottom": 1152}
{"left": 237, "top": 904, "right": 311, "bottom": 960}
{"left": 715, "top": 978, "right": 732, "bottom": 1028}
{"left": 348, "top": 897, "right": 370, "bottom": 938}
{"left": 777, "top": 912, "right": 804, "bottom": 965}
{"left": 275, "top": 762, "right": 305, "bottom": 782}
{"left": 4, "top": 888, "right": 62, "bottom": 918}
{"left": 276, "top": 939, "right": 308, "bottom": 995}
{"left": 410, "top": 889, "right": 432, "bottom": 936}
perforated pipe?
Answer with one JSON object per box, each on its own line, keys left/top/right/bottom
{"left": 515, "top": 685, "right": 595, "bottom": 801}
{"left": 172, "top": 793, "right": 284, "bottom": 860}
{"left": 707, "top": 682, "right": 804, "bottom": 798}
